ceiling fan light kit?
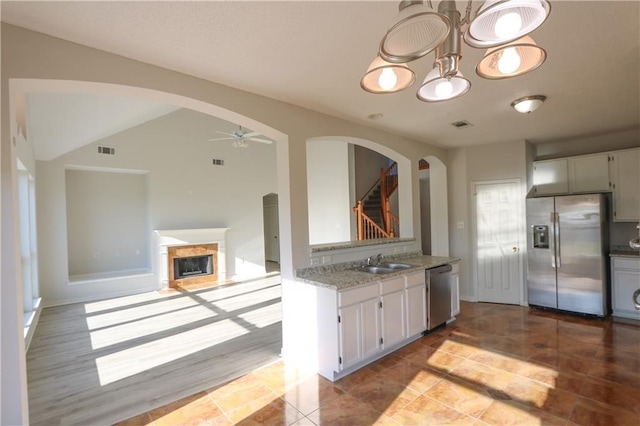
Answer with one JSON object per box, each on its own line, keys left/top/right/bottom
{"left": 208, "top": 125, "right": 272, "bottom": 148}
{"left": 363, "top": 0, "right": 551, "bottom": 102}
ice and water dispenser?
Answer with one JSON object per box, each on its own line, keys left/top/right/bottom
{"left": 532, "top": 225, "right": 549, "bottom": 249}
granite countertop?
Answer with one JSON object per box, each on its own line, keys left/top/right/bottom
{"left": 296, "top": 254, "right": 460, "bottom": 290}
{"left": 610, "top": 250, "right": 640, "bottom": 258}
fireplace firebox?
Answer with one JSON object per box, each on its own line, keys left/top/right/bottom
{"left": 174, "top": 255, "right": 213, "bottom": 280}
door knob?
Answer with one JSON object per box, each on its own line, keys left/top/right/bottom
{"left": 512, "top": 247, "right": 518, "bottom": 253}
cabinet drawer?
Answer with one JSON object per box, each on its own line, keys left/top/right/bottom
{"left": 613, "top": 258, "right": 640, "bottom": 272}
{"left": 405, "top": 271, "right": 425, "bottom": 287}
{"left": 339, "top": 283, "right": 379, "bottom": 307}
{"left": 380, "top": 276, "right": 405, "bottom": 295}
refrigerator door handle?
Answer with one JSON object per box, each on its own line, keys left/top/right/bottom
{"left": 556, "top": 216, "right": 561, "bottom": 268}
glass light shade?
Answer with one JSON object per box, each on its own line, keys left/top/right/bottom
{"left": 511, "top": 95, "right": 546, "bottom": 113}
{"left": 465, "top": 0, "right": 551, "bottom": 48}
{"left": 361, "top": 56, "right": 416, "bottom": 94}
{"left": 379, "top": 1, "right": 451, "bottom": 63}
{"left": 476, "top": 36, "right": 546, "bottom": 79}
{"left": 417, "top": 66, "right": 471, "bottom": 102}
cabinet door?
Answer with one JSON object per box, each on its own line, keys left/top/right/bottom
{"left": 381, "top": 290, "right": 406, "bottom": 349}
{"left": 569, "top": 153, "right": 610, "bottom": 193}
{"left": 361, "top": 297, "right": 381, "bottom": 359}
{"left": 611, "top": 149, "right": 640, "bottom": 221}
{"left": 533, "top": 159, "right": 569, "bottom": 195}
{"left": 338, "top": 304, "right": 362, "bottom": 370}
{"left": 612, "top": 259, "right": 640, "bottom": 320}
{"left": 406, "top": 285, "right": 426, "bottom": 337}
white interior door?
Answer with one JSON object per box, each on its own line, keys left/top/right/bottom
{"left": 474, "top": 180, "right": 523, "bottom": 305}
{"left": 263, "top": 203, "right": 280, "bottom": 263}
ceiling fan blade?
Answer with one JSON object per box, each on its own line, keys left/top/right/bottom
{"left": 242, "top": 131, "right": 261, "bottom": 138}
{"left": 208, "top": 137, "right": 232, "bottom": 141}
{"left": 247, "top": 137, "right": 273, "bottom": 144}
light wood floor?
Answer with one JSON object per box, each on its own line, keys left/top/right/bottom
{"left": 26, "top": 272, "right": 283, "bottom": 426}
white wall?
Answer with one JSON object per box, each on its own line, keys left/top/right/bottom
{"left": 37, "top": 108, "right": 278, "bottom": 305}
{"left": 307, "top": 140, "right": 352, "bottom": 244}
{"left": 65, "top": 169, "right": 150, "bottom": 276}
{"left": 448, "top": 141, "right": 528, "bottom": 301}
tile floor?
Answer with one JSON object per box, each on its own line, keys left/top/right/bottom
{"left": 117, "top": 302, "right": 640, "bottom": 425}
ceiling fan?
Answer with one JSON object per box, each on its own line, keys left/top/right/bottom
{"left": 208, "top": 126, "right": 272, "bottom": 148}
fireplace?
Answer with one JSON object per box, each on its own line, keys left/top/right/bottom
{"left": 167, "top": 243, "right": 218, "bottom": 289}
{"left": 174, "top": 254, "right": 213, "bottom": 279}
{"left": 155, "top": 228, "right": 229, "bottom": 290}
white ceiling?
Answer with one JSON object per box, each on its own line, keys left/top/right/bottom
{"left": 2, "top": 1, "right": 639, "bottom": 153}
{"left": 26, "top": 93, "right": 179, "bottom": 161}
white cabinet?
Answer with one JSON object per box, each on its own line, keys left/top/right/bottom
{"left": 611, "top": 257, "right": 640, "bottom": 321}
{"left": 610, "top": 148, "right": 640, "bottom": 221}
{"left": 338, "top": 283, "right": 379, "bottom": 371}
{"left": 450, "top": 261, "right": 460, "bottom": 318}
{"left": 533, "top": 154, "right": 612, "bottom": 196}
{"left": 533, "top": 158, "right": 568, "bottom": 195}
{"left": 568, "top": 153, "right": 611, "bottom": 193}
{"left": 338, "top": 295, "right": 380, "bottom": 370}
{"left": 381, "top": 289, "right": 406, "bottom": 348}
{"left": 405, "top": 271, "right": 426, "bottom": 338}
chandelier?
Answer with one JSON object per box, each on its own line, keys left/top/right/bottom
{"left": 361, "top": 0, "right": 551, "bottom": 102}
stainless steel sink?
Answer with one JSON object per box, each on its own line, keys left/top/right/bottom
{"left": 377, "top": 262, "right": 416, "bottom": 270}
{"left": 352, "top": 266, "right": 395, "bottom": 274}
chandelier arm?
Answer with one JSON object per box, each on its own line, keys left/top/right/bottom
{"left": 461, "top": 0, "right": 474, "bottom": 26}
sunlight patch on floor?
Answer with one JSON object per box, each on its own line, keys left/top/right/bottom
{"left": 95, "top": 318, "right": 248, "bottom": 386}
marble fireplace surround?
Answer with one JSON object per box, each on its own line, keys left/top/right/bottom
{"left": 155, "top": 228, "right": 229, "bottom": 289}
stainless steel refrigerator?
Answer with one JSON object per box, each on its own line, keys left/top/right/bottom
{"left": 526, "top": 193, "right": 609, "bottom": 316}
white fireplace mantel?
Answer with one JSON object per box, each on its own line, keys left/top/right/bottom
{"left": 154, "top": 228, "right": 229, "bottom": 288}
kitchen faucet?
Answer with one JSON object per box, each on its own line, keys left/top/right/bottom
{"left": 367, "top": 253, "right": 384, "bottom": 266}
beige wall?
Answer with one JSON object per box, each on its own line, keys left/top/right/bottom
{"left": 448, "top": 140, "right": 528, "bottom": 301}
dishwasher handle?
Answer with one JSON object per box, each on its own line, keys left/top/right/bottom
{"left": 429, "top": 264, "right": 452, "bottom": 275}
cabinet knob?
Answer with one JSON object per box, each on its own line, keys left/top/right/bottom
{"left": 512, "top": 247, "right": 518, "bottom": 253}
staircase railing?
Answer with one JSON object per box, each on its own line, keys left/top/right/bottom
{"left": 353, "top": 201, "right": 391, "bottom": 240}
{"left": 380, "top": 162, "right": 398, "bottom": 237}
{"left": 354, "top": 161, "right": 399, "bottom": 240}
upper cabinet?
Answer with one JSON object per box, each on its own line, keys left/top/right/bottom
{"left": 610, "top": 148, "right": 640, "bottom": 221}
{"left": 533, "top": 158, "right": 569, "bottom": 195}
{"left": 568, "top": 153, "right": 611, "bottom": 193}
{"left": 532, "top": 148, "right": 639, "bottom": 222}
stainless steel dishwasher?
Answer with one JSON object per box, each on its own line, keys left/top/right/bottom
{"left": 426, "top": 264, "right": 452, "bottom": 330}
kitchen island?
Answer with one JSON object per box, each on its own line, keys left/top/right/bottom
{"left": 291, "top": 253, "right": 460, "bottom": 381}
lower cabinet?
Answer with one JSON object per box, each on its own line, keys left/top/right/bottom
{"left": 336, "top": 272, "right": 427, "bottom": 377}
{"left": 338, "top": 296, "right": 379, "bottom": 370}
{"left": 611, "top": 257, "right": 640, "bottom": 321}
{"left": 381, "top": 289, "right": 406, "bottom": 349}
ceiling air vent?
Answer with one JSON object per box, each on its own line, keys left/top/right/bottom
{"left": 212, "top": 159, "right": 225, "bottom": 166}
{"left": 451, "top": 120, "right": 473, "bottom": 129}
{"left": 97, "top": 146, "right": 115, "bottom": 155}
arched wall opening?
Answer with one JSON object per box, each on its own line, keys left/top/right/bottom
{"left": 306, "top": 135, "right": 415, "bottom": 245}
{"left": 10, "top": 79, "right": 291, "bottom": 266}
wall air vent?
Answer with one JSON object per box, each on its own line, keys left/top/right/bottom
{"left": 97, "top": 146, "right": 115, "bottom": 155}
{"left": 451, "top": 120, "right": 473, "bottom": 129}
{"left": 212, "top": 159, "right": 225, "bottom": 166}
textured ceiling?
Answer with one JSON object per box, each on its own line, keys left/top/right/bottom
{"left": 2, "top": 1, "right": 639, "bottom": 152}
